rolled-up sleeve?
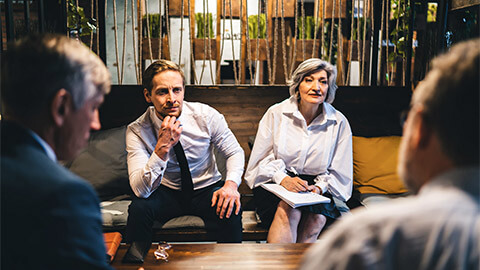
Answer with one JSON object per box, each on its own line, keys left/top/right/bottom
{"left": 245, "top": 109, "right": 287, "bottom": 188}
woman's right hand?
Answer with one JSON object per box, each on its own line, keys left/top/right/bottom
{"left": 280, "top": 176, "right": 310, "bottom": 193}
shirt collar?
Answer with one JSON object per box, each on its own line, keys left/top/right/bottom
{"left": 283, "top": 96, "right": 337, "bottom": 126}
{"left": 148, "top": 102, "right": 188, "bottom": 132}
{"left": 27, "top": 129, "right": 57, "bottom": 162}
{"left": 420, "top": 166, "right": 480, "bottom": 199}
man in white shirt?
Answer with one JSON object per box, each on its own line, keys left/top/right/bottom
{"left": 300, "top": 39, "right": 480, "bottom": 269}
{"left": 123, "top": 60, "right": 244, "bottom": 263}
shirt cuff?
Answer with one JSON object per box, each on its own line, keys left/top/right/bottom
{"left": 272, "top": 170, "right": 288, "bottom": 185}
{"left": 146, "top": 152, "right": 168, "bottom": 185}
{"left": 315, "top": 176, "right": 329, "bottom": 195}
{"left": 225, "top": 172, "right": 242, "bottom": 187}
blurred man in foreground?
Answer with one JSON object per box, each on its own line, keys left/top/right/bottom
{"left": 301, "top": 38, "right": 479, "bottom": 270}
{"left": 1, "top": 34, "right": 112, "bottom": 269}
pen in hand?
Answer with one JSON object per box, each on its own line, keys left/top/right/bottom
{"left": 290, "top": 167, "right": 299, "bottom": 176}
{"left": 289, "top": 167, "right": 311, "bottom": 193}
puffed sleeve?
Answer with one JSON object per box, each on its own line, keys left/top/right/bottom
{"left": 314, "top": 118, "right": 353, "bottom": 202}
{"left": 245, "top": 108, "right": 288, "bottom": 189}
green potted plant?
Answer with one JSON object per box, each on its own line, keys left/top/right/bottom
{"left": 295, "top": 16, "right": 321, "bottom": 61}
{"left": 194, "top": 13, "right": 216, "bottom": 60}
{"left": 248, "top": 14, "right": 267, "bottom": 60}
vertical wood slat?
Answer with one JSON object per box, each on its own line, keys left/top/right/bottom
{"left": 61, "top": 0, "right": 67, "bottom": 34}
{"left": 190, "top": 0, "right": 196, "bottom": 83}
{"left": 240, "top": 0, "right": 247, "bottom": 83}
{"left": 37, "top": 0, "right": 45, "bottom": 32}
{"left": 435, "top": 0, "right": 448, "bottom": 55}
{"left": 405, "top": 0, "right": 415, "bottom": 89}
{"left": 0, "top": 3, "right": 3, "bottom": 50}
{"left": 5, "top": 0, "right": 14, "bottom": 41}
{"left": 216, "top": 0, "right": 222, "bottom": 83}
{"left": 99, "top": 0, "right": 107, "bottom": 63}
{"left": 370, "top": 0, "right": 382, "bottom": 86}
{"left": 24, "top": 0, "right": 30, "bottom": 33}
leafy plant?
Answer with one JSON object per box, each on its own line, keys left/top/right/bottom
{"left": 322, "top": 20, "right": 339, "bottom": 65}
{"left": 195, "top": 13, "right": 214, "bottom": 39}
{"left": 297, "top": 16, "right": 320, "bottom": 40}
{"left": 388, "top": 0, "right": 410, "bottom": 62}
{"left": 142, "top": 14, "right": 163, "bottom": 38}
{"left": 64, "top": 0, "right": 96, "bottom": 36}
{"left": 351, "top": 17, "right": 371, "bottom": 40}
{"left": 248, "top": 14, "right": 266, "bottom": 39}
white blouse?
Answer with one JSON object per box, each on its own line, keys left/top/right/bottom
{"left": 244, "top": 96, "right": 353, "bottom": 202}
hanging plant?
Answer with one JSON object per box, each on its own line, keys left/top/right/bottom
{"left": 248, "top": 14, "right": 266, "bottom": 39}
{"left": 388, "top": 0, "right": 410, "bottom": 62}
{"left": 64, "top": 0, "right": 96, "bottom": 36}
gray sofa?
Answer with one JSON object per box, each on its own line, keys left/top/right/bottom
{"left": 67, "top": 125, "right": 263, "bottom": 242}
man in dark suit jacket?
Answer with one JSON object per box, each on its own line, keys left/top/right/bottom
{"left": 1, "top": 34, "right": 112, "bottom": 269}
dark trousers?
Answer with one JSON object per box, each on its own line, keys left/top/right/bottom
{"left": 125, "top": 181, "right": 242, "bottom": 243}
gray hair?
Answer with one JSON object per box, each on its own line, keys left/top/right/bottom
{"left": 412, "top": 38, "right": 480, "bottom": 166}
{"left": 1, "top": 34, "right": 111, "bottom": 119}
{"left": 287, "top": 58, "right": 338, "bottom": 104}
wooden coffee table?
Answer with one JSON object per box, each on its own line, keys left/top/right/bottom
{"left": 111, "top": 243, "right": 312, "bottom": 269}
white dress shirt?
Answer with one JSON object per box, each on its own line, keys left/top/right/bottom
{"left": 126, "top": 102, "right": 245, "bottom": 198}
{"left": 244, "top": 96, "right": 353, "bottom": 202}
{"left": 300, "top": 167, "right": 480, "bottom": 270}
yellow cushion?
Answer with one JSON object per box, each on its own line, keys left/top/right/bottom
{"left": 353, "top": 136, "right": 409, "bottom": 194}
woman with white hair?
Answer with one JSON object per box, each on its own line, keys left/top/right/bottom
{"left": 245, "top": 58, "right": 353, "bottom": 243}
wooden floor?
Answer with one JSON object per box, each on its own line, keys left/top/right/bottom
{"left": 111, "top": 243, "right": 312, "bottom": 269}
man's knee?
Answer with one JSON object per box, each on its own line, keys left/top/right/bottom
{"left": 128, "top": 199, "right": 155, "bottom": 219}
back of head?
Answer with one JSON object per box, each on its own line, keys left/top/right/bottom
{"left": 142, "top": 59, "right": 185, "bottom": 93}
{"left": 412, "top": 38, "right": 480, "bottom": 166}
{"left": 1, "top": 34, "right": 110, "bottom": 122}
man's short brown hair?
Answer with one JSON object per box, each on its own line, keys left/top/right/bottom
{"left": 142, "top": 60, "right": 185, "bottom": 93}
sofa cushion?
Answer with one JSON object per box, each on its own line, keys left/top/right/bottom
{"left": 101, "top": 200, "right": 131, "bottom": 228}
{"left": 67, "top": 126, "right": 132, "bottom": 200}
{"left": 353, "top": 136, "right": 409, "bottom": 195}
{"left": 100, "top": 200, "right": 205, "bottom": 229}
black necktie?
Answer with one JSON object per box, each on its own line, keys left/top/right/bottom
{"left": 173, "top": 141, "right": 194, "bottom": 200}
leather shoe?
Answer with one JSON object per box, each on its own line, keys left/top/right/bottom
{"left": 122, "top": 241, "right": 151, "bottom": 263}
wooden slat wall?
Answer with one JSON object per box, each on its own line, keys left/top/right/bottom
{"left": 184, "top": 85, "right": 290, "bottom": 160}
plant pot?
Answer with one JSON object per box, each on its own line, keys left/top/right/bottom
{"left": 294, "top": 39, "right": 322, "bottom": 61}
{"left": 247, "top": 39, "right": 268, "bottom": 61}
{"left": 194, "top": 38, "right": 218, "bottom": 60}
{"left": 141, "top": 37, "right": 170, "bottom": 60}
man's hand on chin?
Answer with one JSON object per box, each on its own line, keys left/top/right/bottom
{"left": 211, "top": 180, "right": 241, "bottom": 219}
